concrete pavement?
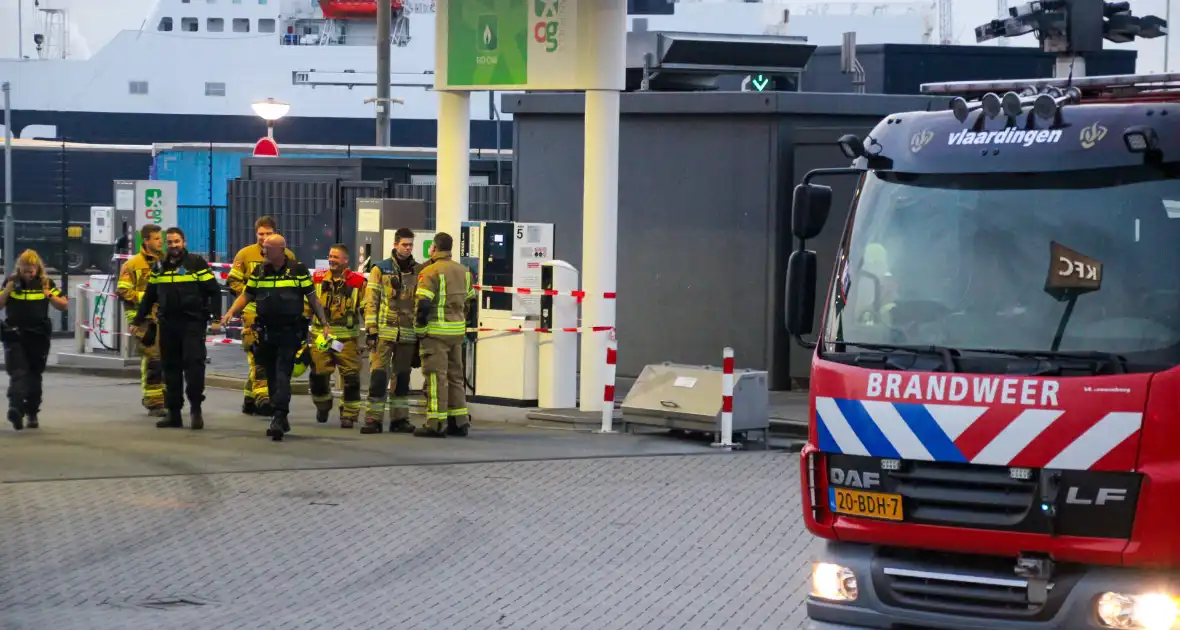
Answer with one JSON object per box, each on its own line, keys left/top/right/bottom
{"left": 0, "top": 373, "right": 819, "bottom": 629}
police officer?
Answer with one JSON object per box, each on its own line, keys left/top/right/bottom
{"left": 308, "top": 243, "right": 366, "bottom": 428}
{"left": 413, "top": 232, "right": 476, "bottom": 438}
{"left": 221, "top": 234, "right": 331, "bottom": 441}
{"left": 116, "top": 223, "right": 166, "bottom": 417}
{"left": 0, "top": 250, "right": 69, "bottom": 430}
{"left": 227, "top": 216, "right": 295, "bottom": 417}
{"left": 131, "top": 227, "right": 221, "bottom": 430}
{"left": 361, "top": 227, "right": 424, "bottom": 435}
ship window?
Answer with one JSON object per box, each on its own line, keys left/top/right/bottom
{"left": 258, "top": 18, "right": 276, "bottom": 33}
{"left": 233, "top": 18, "right": 249, "bottom": 32}
{"left": 181, "top": 17, "right": 198, "bottom": 32}
{"left": 157, "top": 17, "right": 173, "bottom": 31}
{"left": 205, "top": 82, "right": 226, "bottom": 97}
{"left": 207, "top": 18, "right": 224, "bottom": 32}
{"left": 129, "top": 81, "right": 149, "bottom": 95}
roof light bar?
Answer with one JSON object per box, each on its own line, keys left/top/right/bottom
{"left": 921, "top": 71, "right": 1180, "bottom": 96}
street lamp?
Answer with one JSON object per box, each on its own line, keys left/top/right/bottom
{"left": 251, "top": 98, "right": 290, "bottom": 139}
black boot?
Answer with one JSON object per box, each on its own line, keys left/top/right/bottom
{"left": 157, "top": 409, "right": 183, "bottom": 428}
{"left": 266, "top": 416, "right": 285, "bottom": 441}
{"left": 25, "top": 412, "right": 38, "bottom": 429}
{"left": 413, "top": 425, "right": 446, "bottom": 438}
{"left": 388, "top": 419, "right": 415, "bottom": 434}
{"left": 446, "top": 416, "right": 469, "bottom": 437}
{"left": 256, "top": 402, "right": 274, "bottom": 417}
{"left": 359, "top": 420, "right": 383, "bottom": 434}
{"left": 8, "top": 408, "right": 23, "bottom": 431}
{"left": 316, "top": 408, "right": 330, "bottom": 424}
{"left": 190, "top": 407, "right": 204, "bottom": 431}
{"left": 241, "top": 398, "right": 256, "bottom": 415}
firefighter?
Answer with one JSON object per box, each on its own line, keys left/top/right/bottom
{"left": 131, "top": 227, "right": 221, "bottom": 430}
{"left": 0, "top": 250, "right": 69, "bottom": 430}
{"left": 413, "top": 232, "right": 476, "bottom": 438}
{"left": 221, "top": 234, "right": 331, "bottom": 441}
{"left": 226, "top": 216, "right": 295, "bottom": 417}
{"left": 116, "top": 223, "right": 166, "bottom": 417}
{"left": 361, "top": 227, "right": 424, "bottom": 435}
{"left": 308, "top": 243, "right": 366, "bottom": 428}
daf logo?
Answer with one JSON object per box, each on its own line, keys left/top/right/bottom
{"left": 1079, "top": 121, "right": 1108, "bottom": 149}
{"left": 829, "top": 468, "right": 881, "bottom": 489}
{"left": 910, "top": 129, "right": 934, "bottom": 153}
{"left": 1065, "top": 487, "right": 1127, "bottom": 506}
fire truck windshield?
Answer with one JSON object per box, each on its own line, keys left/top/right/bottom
{"left": 824, "top": 166, "right": 1180, "bottom": 370}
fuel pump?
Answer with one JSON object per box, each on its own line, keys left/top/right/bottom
{"left": 461, "top": 220, "right": 555, "bottom": 406}
{"left": 354, "top": 197, "right": 427, "bottom": 273}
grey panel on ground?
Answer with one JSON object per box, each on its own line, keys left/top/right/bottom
{"left": 1, "top": 453, "right": 815, "bottom": 630}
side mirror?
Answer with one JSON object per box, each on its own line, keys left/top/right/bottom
{"left": 785, "top": 249, "right": 817, "bottom": 336}
{"left": 791, "top": 184, "right": 832, "bottom": 241}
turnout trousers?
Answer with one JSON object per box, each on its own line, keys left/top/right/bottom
{"left": 255, "top": 325, "right": 305, "bottom": 420}
{"left": 241, "top": 311, "right": 271, "bottom": 408}
{"left": 4, "top": 331, "right": 50, "bottom": 417}
{"left": 159, "top": 321, "right": 207, "bottom": 412}
{"left": 128, "top": 313, "right": 164, "bottom": 411}
{"left": 365, "top": 339, "right": 414, "bottom": 424}
{"left": 310, "top": 338, "right": 363, "bottom": 423}
{"left": 419, "top": 335, "right": 467, "bottom": 432}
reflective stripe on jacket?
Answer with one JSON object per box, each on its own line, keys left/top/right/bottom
{"left": 365, "top": 257, "right": 425, "bottom": 342}
{"left": 413, "top": 252, "right": 475, "bottom": 337}
{"left": 117, "top": 249, "right": 157, "bottom": 320}
{"left": 312, "top": 268, "right": 365, "bottom": 338}
{"left": 228, "top": 244, "right": 295, "bottom": 315}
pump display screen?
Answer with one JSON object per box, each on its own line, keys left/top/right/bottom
{"left": 824, "top": 166, "right": 1180, "bottom": 370}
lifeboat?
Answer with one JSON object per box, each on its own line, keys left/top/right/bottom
{"left": 319, "top": 0, "right": 403, "bottom": 19}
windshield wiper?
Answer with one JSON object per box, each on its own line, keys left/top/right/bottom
{"left": 962, "top": 348, "right": 1127, "bottom": 374}
{"left": 836, "top": 341, "right": 959, "bottom": 373}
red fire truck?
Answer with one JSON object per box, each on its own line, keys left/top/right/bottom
{"left": 786, "top": 69, "right": 1180, "bottom": 630}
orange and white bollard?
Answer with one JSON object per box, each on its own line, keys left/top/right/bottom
{"left": 597, "top": 336, "right": 617, "bottom": 433}
{"left": 712, "top": 347, "right": 737, "bottom": 449}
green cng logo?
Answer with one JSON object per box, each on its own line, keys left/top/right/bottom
{"left": 477, "top": 14, "right": 497, "bottom": 52}
{"left": 144, "top": 188, "right": 163, "bottom": 223}
{"left": 533, "top": 0, "right": 560, "bottom": 53}
{"left": 751, "top": 74, "right": 770, "bottom": 91}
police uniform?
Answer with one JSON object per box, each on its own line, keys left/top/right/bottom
{"left": 245, "top": 259, "right": 315, "bottom": 440}
{"left": 361, "top": 253, "right": 425, "bottom": 434}
{"left": 116, "top": 247, "right": 165, "bottom": 414}
{"left": 2, "top": 275, "right": 61, "bottom": 430}
{"left": 227, "top": 243, "right": 295, "bottom": 415}
{"left": 134, "top": 250, "right": 220, "bottom": 429}
{"left": 413, "top": 250, "right": 476, "bottom": 437}
{"left": 309, "top": 267, "right": 366, "bottom": 428}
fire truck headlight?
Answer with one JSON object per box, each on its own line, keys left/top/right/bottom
{"left": 1097, "top": 592, "right": 1179, "bottom": 630}
{"left": 811, "top": 562, "right": 858, "bottom": 602}
{"left": 1123, "top": 126, "right": 1158, "bottom": 154}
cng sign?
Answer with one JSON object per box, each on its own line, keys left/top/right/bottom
{"left": 133, "top": 180, "right": 177, "bottom": 231}
{"left": 144, "top": 188, "right": 164, "bottom": 223}
{"left": 533, "top": 0, "right": 562, "bottom": 52}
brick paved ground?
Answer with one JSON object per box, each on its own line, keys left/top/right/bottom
{"left": 0, "top": 375, "right": 818, "bottom": 630}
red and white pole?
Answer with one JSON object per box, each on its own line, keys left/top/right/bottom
{"left": 598, "top": 335, "right": 618, "bottom": 433}
{"left": 713, "top": 347, "right": 737, "bottom": 449}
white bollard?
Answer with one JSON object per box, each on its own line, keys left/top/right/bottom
{"left": 596, "top": 334, "right": 617, "bottom": 434}
{"left": 712, "top": 347, "right": 737, "bottom": 449}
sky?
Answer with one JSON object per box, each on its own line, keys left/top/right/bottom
{"left": 0, "top": 0, "right": 1174, "bottom": 71}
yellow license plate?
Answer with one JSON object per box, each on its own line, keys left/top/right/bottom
{"left": 830, "top": 487, "right": 904, "bottom": 521}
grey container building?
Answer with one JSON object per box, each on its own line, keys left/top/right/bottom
{"left": 505, "top": 91, "right": 950, "bottom": 390}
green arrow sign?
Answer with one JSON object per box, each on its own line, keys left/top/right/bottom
{"left": 751, "top": 74, "right": 770, "bottom": 91}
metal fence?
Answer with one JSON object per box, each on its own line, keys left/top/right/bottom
{"left": 177, "top": 204, "right": 229, "bottom": 262}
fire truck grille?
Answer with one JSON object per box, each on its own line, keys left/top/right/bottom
{"left": 874, "top": 550, "right": 1077, "bottom": 621}
{"left": 889, "top": 460, "right": 1037, "bottom": 528}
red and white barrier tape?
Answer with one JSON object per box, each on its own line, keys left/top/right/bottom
{"left": 713, "top": 347, "right": 737, "bottom": 449}
{"left": 76, "top": 283, "right": 120, "bottom": 298}
{"left": 472, "top": 284, "right": 617, "bottom": 301}
{"left": 78, "top": 322, "right": 241, "bottom": 345}
{"left": 468, "top": 326, "right": 613, "bottom": 334}
{"left": 600, "top": 339, "right": 618, "bottom": 433}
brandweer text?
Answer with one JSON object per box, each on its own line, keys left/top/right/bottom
{"left": 865, "top": 372, "right": 1060, "bottom": 407}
